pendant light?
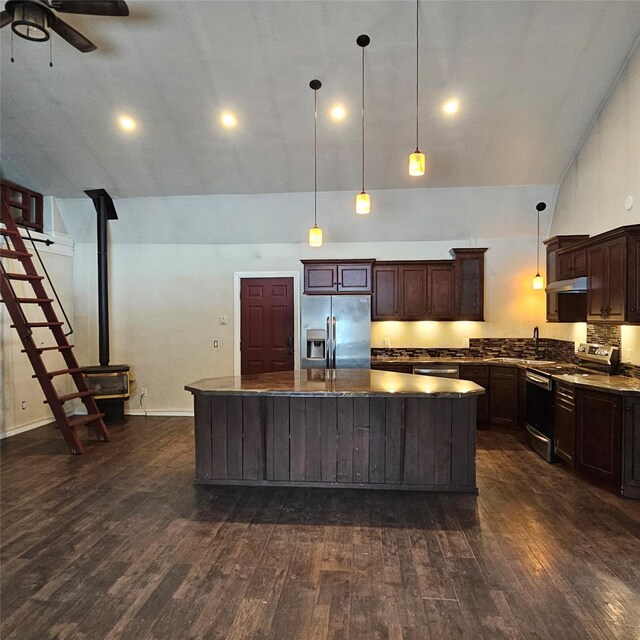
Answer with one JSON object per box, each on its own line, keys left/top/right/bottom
{"left": 408, "top": 0, "right": 425, "bottom": 177}
{"left": 532, "top": 202, "right": 546, "bottom": 290}
{"left": 356, "top": 34, "right": 371, "bottom": 215}
{"left": 308, "top": 79, "right": 323, "bottom": 247}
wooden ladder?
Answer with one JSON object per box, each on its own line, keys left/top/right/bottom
{"left": 0, "top": 204, "right": 109, "bottom": 454}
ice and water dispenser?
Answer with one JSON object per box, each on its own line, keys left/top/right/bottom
{"left": 306, "top": 329, "right": 326, "bottom": 361}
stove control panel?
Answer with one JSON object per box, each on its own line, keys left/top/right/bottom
{"left": 576, "top": 343, "right": 620, "bottom": 370}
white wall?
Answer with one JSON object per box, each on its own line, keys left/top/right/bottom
{"left": 67, "top": 234, "right": 547, "bottom": 415}
{"left": 550, "top": 40, "right": 640, "bottom": 364}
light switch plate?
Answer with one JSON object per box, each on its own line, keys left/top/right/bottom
{"left": 219, "top": 316, "right": 228, "bottom": 325}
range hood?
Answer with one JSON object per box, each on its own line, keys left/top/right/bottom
{"left": 545, "top": 277, "right": 588, "bottom": 294}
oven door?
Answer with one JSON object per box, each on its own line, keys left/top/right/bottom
{"left": 525, "top": 371, "right": 556, "bottom": 462}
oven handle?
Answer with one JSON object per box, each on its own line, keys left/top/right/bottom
{"left": 526, "top": 424, "right": 551, "bottom": 445}
{"left": 525, "top": 371, "right": 552, "bottom": 390}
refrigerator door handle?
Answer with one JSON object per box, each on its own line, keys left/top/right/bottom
{"left": 332, "top": 316, "right": 337, "bottom": 370}
{"left": 326, "top": 316, "right": 331, "bottom": 369}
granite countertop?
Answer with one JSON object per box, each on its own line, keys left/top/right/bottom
{"left": 371, "top": 356, "right": 551, "bottom": 367}
{"left": 185, "top": 369, "right": 485, "bottom": 398}
{"left": 552, "top": 373, "right": 640, "bottom": 395}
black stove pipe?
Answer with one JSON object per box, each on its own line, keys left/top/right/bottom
{"left": 85, "top": 189, "right": 119, "bottom": 367}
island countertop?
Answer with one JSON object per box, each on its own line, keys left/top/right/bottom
{"left": 185, "top": 368, "right": 485, "bottom": 399}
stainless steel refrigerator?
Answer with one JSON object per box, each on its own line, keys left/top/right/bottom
{"left": 301, "top": 295, "right": 371, "bottom": 369}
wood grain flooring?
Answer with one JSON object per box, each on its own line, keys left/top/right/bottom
{"left": 1, "top": 417, "right": 639, "bottom": 640}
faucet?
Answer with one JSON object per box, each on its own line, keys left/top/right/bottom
{"left": 533, "top": 326, "right": 539, "bottom": 359}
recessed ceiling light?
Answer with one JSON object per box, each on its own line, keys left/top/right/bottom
{"left": 117, "top": 115, "right": 138, "bottom": 132}
{"left": 329, "top": 104, "right": 347, "bottom": 122}
{"left": 220, "top": 111, "right": 238, "bottom": 129}
{"left": 442, "top": 98, "right": 460, "bottom": 116}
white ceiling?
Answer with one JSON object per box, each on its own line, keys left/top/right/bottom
{"left": 1, "top": 0, "right": 639, "bottom": 199}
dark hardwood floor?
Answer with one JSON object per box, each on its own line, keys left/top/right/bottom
{"left": 1, "top": 417, "right": 639, "bottom": 640}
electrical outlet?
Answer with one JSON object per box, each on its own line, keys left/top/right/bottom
{"left": 213, "top": 340, "right": 219, "bottom": 348}
{"left": 383, "top": 337, "right": 391, "bottom": 348}
{"left": 21, "top": 401, "right": 26, "bottom": 410}
{"left": 462, "top": 337, "right": 470, "bottom": 348}
{"left": 141, "top": 388, "right": 148, "bottom": 398}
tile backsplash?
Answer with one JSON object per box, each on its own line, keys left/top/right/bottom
{"left": 587, "top": 324, "right": 621, "bottom": 348}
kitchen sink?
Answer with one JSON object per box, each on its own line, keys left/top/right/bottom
{"left": 483, "top": 357, "right": 555, "bottom": 365}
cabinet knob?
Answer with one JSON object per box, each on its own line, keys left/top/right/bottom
{"left": 631, "top": 308, "right": 636, "bottom": 313}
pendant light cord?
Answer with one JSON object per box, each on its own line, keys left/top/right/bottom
{"left": 536, "top": 210, "right": 540, "bottom": 273}
{"left": 361, "top": 44, "right": 365, "bottom": 192}
{"left": 314, "top": 88, "right": 318, "bottom": 227}
{"left": 416, "top": 0, "right": 419, "bottom": 149}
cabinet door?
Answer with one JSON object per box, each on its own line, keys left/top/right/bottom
{"left": 623, "top": 397, "right": 640, "bottom": 499}
{"left": 604, "top": 239, "right": 626, "bottom": 322}
{"left": 427, "top": 265, "right": 455, "bottom": 320}
{"left": 372, "top": 265, "right": 399, "bottom": 320}
{"left": 304, "top": 263, "right": 337, "bottom": 294}
{"left": 455, "top": 255, "right": 484, "bottom": 320}
{"left": 459, "top": 365, "right": 489, "bottom": 425}
{"left": 557, "top": 253, "right": 574, "bottom": 280}
{"left": 547, "top": 247, "right": 559, "bottom": 322}
{"left": 554, "top": 383, "right": 576, "bottom": 466}
{"left": 627, "top": 235, "right": 640, "bottom": 324}
{"left": 489, "top": 366, "right": 518, "bottom": 428}
{"left": 399, "top": 265, "right": 427, "bottom": 319}
{"left": 338, "top": 264, "right": 372, "bottom": 293}
{"left": 572, "top": 249, "right": 587, "bottom": 277}
{"left": 576, "top": 389, "right": 621, "bottom": 486}
{"left": 586, "top": 244, "right": 606, "bottom": 321}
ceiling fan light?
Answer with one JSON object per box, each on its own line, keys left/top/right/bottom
{"left": 309, "top": 224, "right": 323, "bottom": 247}
{"left": 356, "top": 191, "right": 370, "bottom": 215}
{"left": 409, "top": 150, "right": 425, "bottom": 176}
{"left": 11, "top": 2, "right": 50, "bottom": 42}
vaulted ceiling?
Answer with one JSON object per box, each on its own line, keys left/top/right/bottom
{"left": 1, "top": 0, "right": 639, "bottom": 199}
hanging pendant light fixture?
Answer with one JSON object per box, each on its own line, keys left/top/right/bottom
{"left": 308, "top": 79, "right": 323, "bottom": 247}
{"left": 532, "top": 202, "right": 546, "bottom": 290}
{"left": 408, "top": 0, "right": 425, "bottom": 177}
{"left": 356, "top": 34, "right": 371, "bottom": 215}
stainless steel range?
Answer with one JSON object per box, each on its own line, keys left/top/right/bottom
{"left": 525, "top": 343, "right": 620, "bottom": 462}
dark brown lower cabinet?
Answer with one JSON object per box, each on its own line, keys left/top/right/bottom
{"left": 554, "top": 382, "right": 576, "bottom": 466}
{"left": 576, "top": 388, "right": 621, "bottom": 487}
{"left": 623, "top": 396, "right": 640, "bottom": 499}
{"left": 458, "top": 365, "right": 489, "bottom": 425}
{"left": 488, "top": 366, "right": 518, "bottom": 428}
{"left": 518, "top": 369, "right": 527, "bottom": 430}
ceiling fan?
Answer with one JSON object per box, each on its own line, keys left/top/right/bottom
{"left": 0, "top": 0, "right": 128, "bottom": 53}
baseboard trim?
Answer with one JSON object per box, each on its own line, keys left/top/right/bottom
{"left": 0, "top": 412, "right": 73, "bottom": 439}
{"left": 0, "top": 410, "right": 194, "bottom": 439}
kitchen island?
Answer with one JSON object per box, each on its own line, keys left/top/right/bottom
{"left": 185, "top": 369, "right": 484, "bottom": 493}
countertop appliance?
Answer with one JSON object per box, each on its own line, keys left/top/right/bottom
{"left": 525, "top": 342, "right": 620, "bottom": 462}
{"left": 301, "top": 295, "right": 371, "bottom": 369}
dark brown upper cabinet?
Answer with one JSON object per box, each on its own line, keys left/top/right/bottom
{"left": 557, "top": 247, "right": 587, "bottom": 280}
{"left": 302, "top": 260, "right": 374, "bottom": 294}
{"left": 399, "top": 264, "right": 428, "bottom": 319}
{"left": 544, "top": 235, "right": 589, "bottom": 323}
{"left": 372, "top": 263, "right": 400, "bottom": 319}
{"left": 426, "top": 264, "right": 455, "bottom": 320}
{"left": 450, "top": 248, "right": 487, "bottom": 321}
{"left": 587, "top": 237, "right": 626, "bottom": 323}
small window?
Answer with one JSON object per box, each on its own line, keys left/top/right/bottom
{"left": 1, "top": 180, "right": 43, "bottom": 232}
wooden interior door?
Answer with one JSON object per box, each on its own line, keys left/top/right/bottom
{"left": 241, "top": 277, "right": 294, "bottom": 375}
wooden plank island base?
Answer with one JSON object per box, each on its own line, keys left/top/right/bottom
{"left": 185, "top": 369, "right": 484, "bottom": 493}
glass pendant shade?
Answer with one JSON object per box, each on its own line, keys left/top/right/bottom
{"left": 356, "top": 191, "right": 371, "bottom": 215}
{"left": 409, "top": 150, "right": 425, "bottom": 176}
{"left": 309, "top": 224, "right": 323, "bottom": 247}
{"left": 532, "top": 273, "right": 544, "bottom": 290}
{"left": 12, "top": 3, "right": 50, "bottom": 41}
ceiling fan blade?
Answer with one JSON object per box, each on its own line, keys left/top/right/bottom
{"left": 0, "top": 10, "right": 11, "bottom": 28}
{"left": 50, "top": 1, "right": 129, "bottom": 16}
{"left": 50, "top": 16, "right": 97, "bottom": 52}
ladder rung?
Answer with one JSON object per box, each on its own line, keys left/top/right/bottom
{"left": 35, "top": 367, "right": 83, "bottom": 378}
{"left": 23, "top": 345, "right": 74, "bottom": 353}
{"left": 68, "top": 413, "right": 105, "bottom": 429}
{"left": 4, "top": 273, "right": 43, "bottom": 281}
{"left": 0, "top": 228, "right": 20, "bottom": 236}
{"left": 13, "top": 322, "right": 64, "bottom": 328}
{"left": 16, "top": 298, "right": 54, "bottom": 304}
{"left": 47, "top": 390, "right": 95, "bottom": 404}
{"left": 0, "top": 249, "right": 31, "bottom": 259}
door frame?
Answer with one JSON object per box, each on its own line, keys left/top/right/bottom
{"left": 233, "top": 271, "right": 301, "bottom": 376}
